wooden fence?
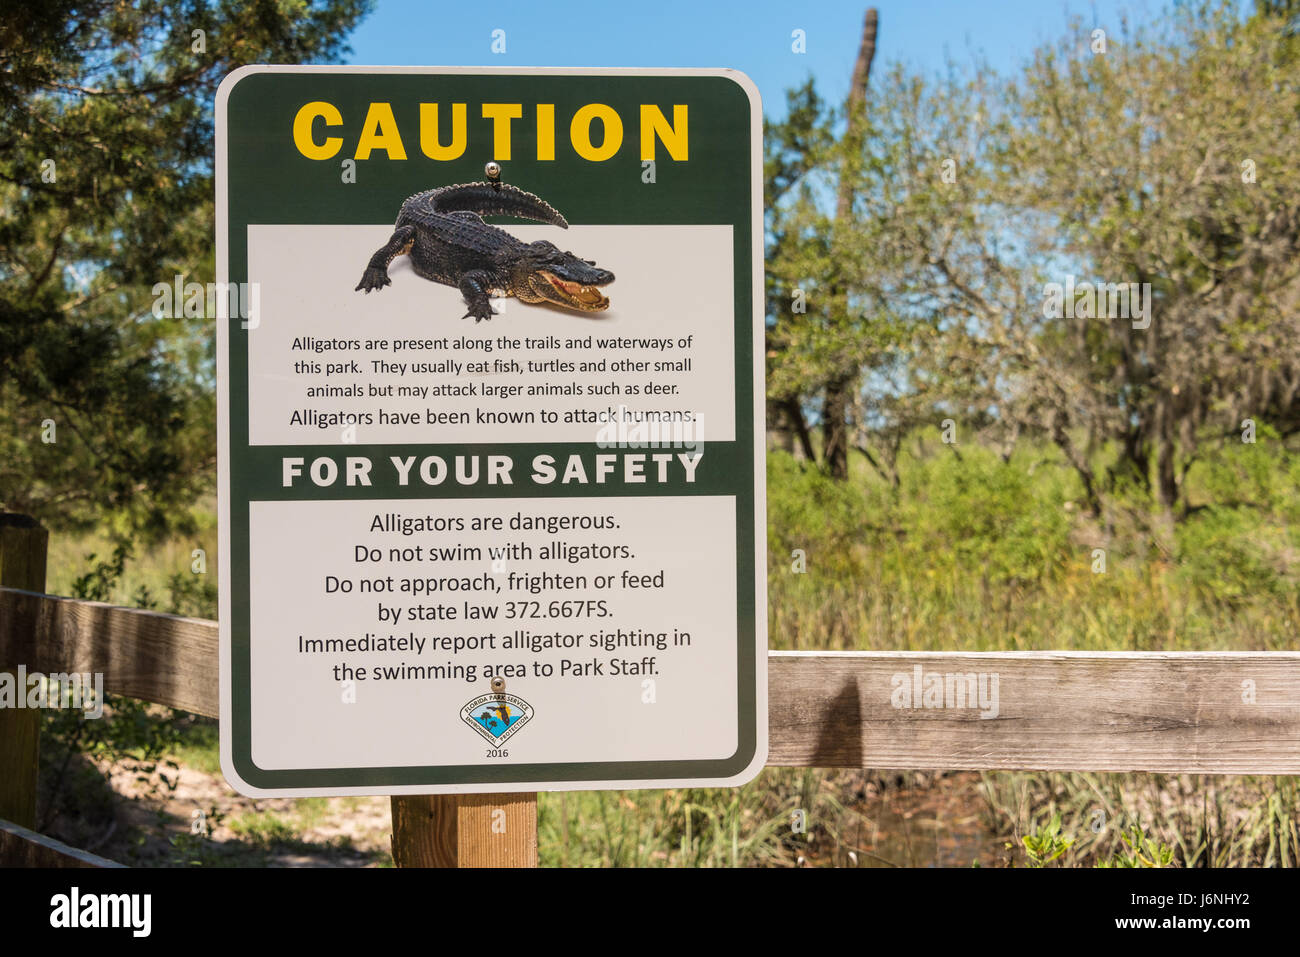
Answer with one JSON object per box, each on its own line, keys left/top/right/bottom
{"left": 2, "top": 517, "right": 1298, "bottom": 866}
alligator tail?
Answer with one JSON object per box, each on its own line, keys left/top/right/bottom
{"left": 411, "top": 182, "right": 569, "bottom": 228}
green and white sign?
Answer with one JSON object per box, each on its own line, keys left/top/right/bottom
{"left": 217, "top": 66, "right": 765, "bottom": 796}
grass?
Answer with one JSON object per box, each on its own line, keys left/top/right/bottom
{"left": 228, "top": 809, "right": 301, "bottom": 846}
{"left": 537, "top": 769, "right": 831, "bottom": 867}
{"left": 766, "top": 437, "right": 1300, "bottom": 655}
{"left": 979, "top": 772, "right": 1300, "bottom": 868}
{"left": 44, "top": 492, "right": 219, "bottom": 617}
{"left": 170, "top": 717, "right": 221, "bottom": 775}
{"left": 768, "top": 560, "right": 1300, "bottom": 653}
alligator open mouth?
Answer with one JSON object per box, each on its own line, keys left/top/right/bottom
{"left": 538, "top": 270, "right": 610, "bottom": 311}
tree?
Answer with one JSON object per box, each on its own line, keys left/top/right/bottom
{"left": 821, "top": 8, "right": 880, "bottom": 480}
{"left": 785, "top": 0, "right": 1300, "bottom": 531}
{"left": 0, "top": 0, "right": 371, "bottom": 538}
{"left": 766, "top": 10, "right": 885, "bottom": 478}
{"left": 763, "top": 79, "right": 834, "bottom": 464}
{"left": 1000, "top": 3, "right": 1300, "bottom": 519}
{"left": 830, "top": 58, "right": 1030, "bottom": 492}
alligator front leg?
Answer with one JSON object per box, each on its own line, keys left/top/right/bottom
{"left": 355, "top": 225, "right": 416, "bottom": 292}
{"left": 458, "top": 270, "right": 498, "bottom": 322}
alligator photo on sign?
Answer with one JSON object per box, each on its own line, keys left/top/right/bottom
{"left": 355, "top": 179, "right": 617, "bottom": 321}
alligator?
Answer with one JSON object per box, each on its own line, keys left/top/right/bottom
{"left": 354, "top": 181, "right": 614, "bottom": 321}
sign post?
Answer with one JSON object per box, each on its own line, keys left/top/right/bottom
{"left": 216, "top": 67, "right": 766, "bottom": 834}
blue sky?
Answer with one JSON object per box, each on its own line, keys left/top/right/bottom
{"left": 344, "top": 0, "right": 1161, "bottom": 119}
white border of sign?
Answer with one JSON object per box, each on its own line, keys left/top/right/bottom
{"left": 217, "top": 65, "right": 767, "bottom": 795}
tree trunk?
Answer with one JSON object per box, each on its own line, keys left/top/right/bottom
{"left": 822, "top": 373, "right": 852, "bottom": 478}
{"left": 822, "top": 8, "right": 879, "bottom": 480}
{"left": 765, "top": 396, "right": 795, "bottom": 453}
{"left": 783, "top": 395, "right": 817, "bottom": 462}
{"left": 1113, "top": 425, "right": 1150, "bottom": 493}
{"left": 1156, "top": 421, "right": 1179, "bottom": 513}
{"left": 840, "top": 9, "right": 879, "bottom": 174}
{"left": 1050, "top": 416, "right": 1103, "bottom": 517}
{"left": 766, "top": 395, "right": 816, "bottom": 462}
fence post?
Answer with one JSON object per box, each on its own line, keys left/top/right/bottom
{"left": 391, "top": 793, "right": 537, "bottom": 867}
{"left": 0, "top": 514, "right": 49, "bottom": 835}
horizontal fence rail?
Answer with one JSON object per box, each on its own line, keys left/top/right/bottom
{"left": 0, "top": 588, "right": 217, "bottom": 717}
{"left": 0, "top": 817, "right": 126, "bottom": 869}
{"left": 769, "top": 651, "right": 1300, "bottom": 773}
{"left": 3, "top": 587, "right": 1299, "bottom": 773}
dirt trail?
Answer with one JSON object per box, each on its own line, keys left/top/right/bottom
{"left": 47, "top": 755, "right": 393, "bottom": 867}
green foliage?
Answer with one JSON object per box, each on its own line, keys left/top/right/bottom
{"left": 764, "top": 0, "right": 1300, "bottom": 544}
{"left": 896, "top": 444, "right": 1072, "bottom": 586}
{"left": 228, "top": 811, "right": 300, "bottom": 847}
{"left": 1020, "top": 814, "right": 1075, "bottom": 866}
{"left": 68, "top": 542, "right": 133, "bottom": 603}
{"left": 768, "top": 442, "right": 1072, "bottom": 588}
{"left": 1171, "top": 429, "right": 1300, "bottom": 605}
{"left": 767, "top": 428, "right": 1300, "bottom": 654}
{"left": 766, "top": 451, "right": 878, "bottom": 562}
{"left": 0, "top": 0, "right": 372, "bottom": 540}
{"left": 166, "top": 805, "right": 227, "bottom": 866}
{"left": 164, "top": 567, "right": 219, "bottom": 620}
{"left": 39, "top": 542, "right": 194, "bottom": 829}
{"left": 537, "top": 768, "right": 842, "bottom": 868}
{"left": 1175, "top": 508, "right": 1292, "bottom": 605}
{"left": 1193, "top": 426, "right": 1293, "bottom": 511}
{"left": 1097, "top": 825, "right": 1177, "bottom": 868}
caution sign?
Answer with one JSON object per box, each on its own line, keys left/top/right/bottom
{"left": 216, "top": 67, "right": 765, "bottom": 795}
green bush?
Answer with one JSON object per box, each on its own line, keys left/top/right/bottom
{"left": 894, "top": 447, "right": 1073, "bottom": 586}
{"left": 1175, "top": 507, "right": 1292, "bottom": 606}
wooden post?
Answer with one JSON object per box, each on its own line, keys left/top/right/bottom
{"left": 391, "top": 793, "right": 537, "bottom": 867}
{"left": 0, "top": 514, "right": 49, "bottom": 836}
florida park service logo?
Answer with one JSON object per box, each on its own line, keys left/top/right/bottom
{"left": 461, "top": 691, "right": 534, "bottom": 746}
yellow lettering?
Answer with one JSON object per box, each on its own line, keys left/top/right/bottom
{"left": 292, "top": 101, "right": 343, "bottom": 160}
{"left": 640, "top": 104, "right": 688, "bottom": 161}
{"left": 481, "top": 103, "right": 523, "bottom": 160}
{"left": 292, "top": 101, "right": 688, "bottom": 164}
{"left": 571, "top": 104, "right": 623, "bottom": 161}
{"left": 355, "top": 102, "right": 407, "bottom": 160}
{"left": 420, "top": 103, "right": 467, "bottom": 160}
{"left": 536, "top": 104, "right": 555, "bottom": 161}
